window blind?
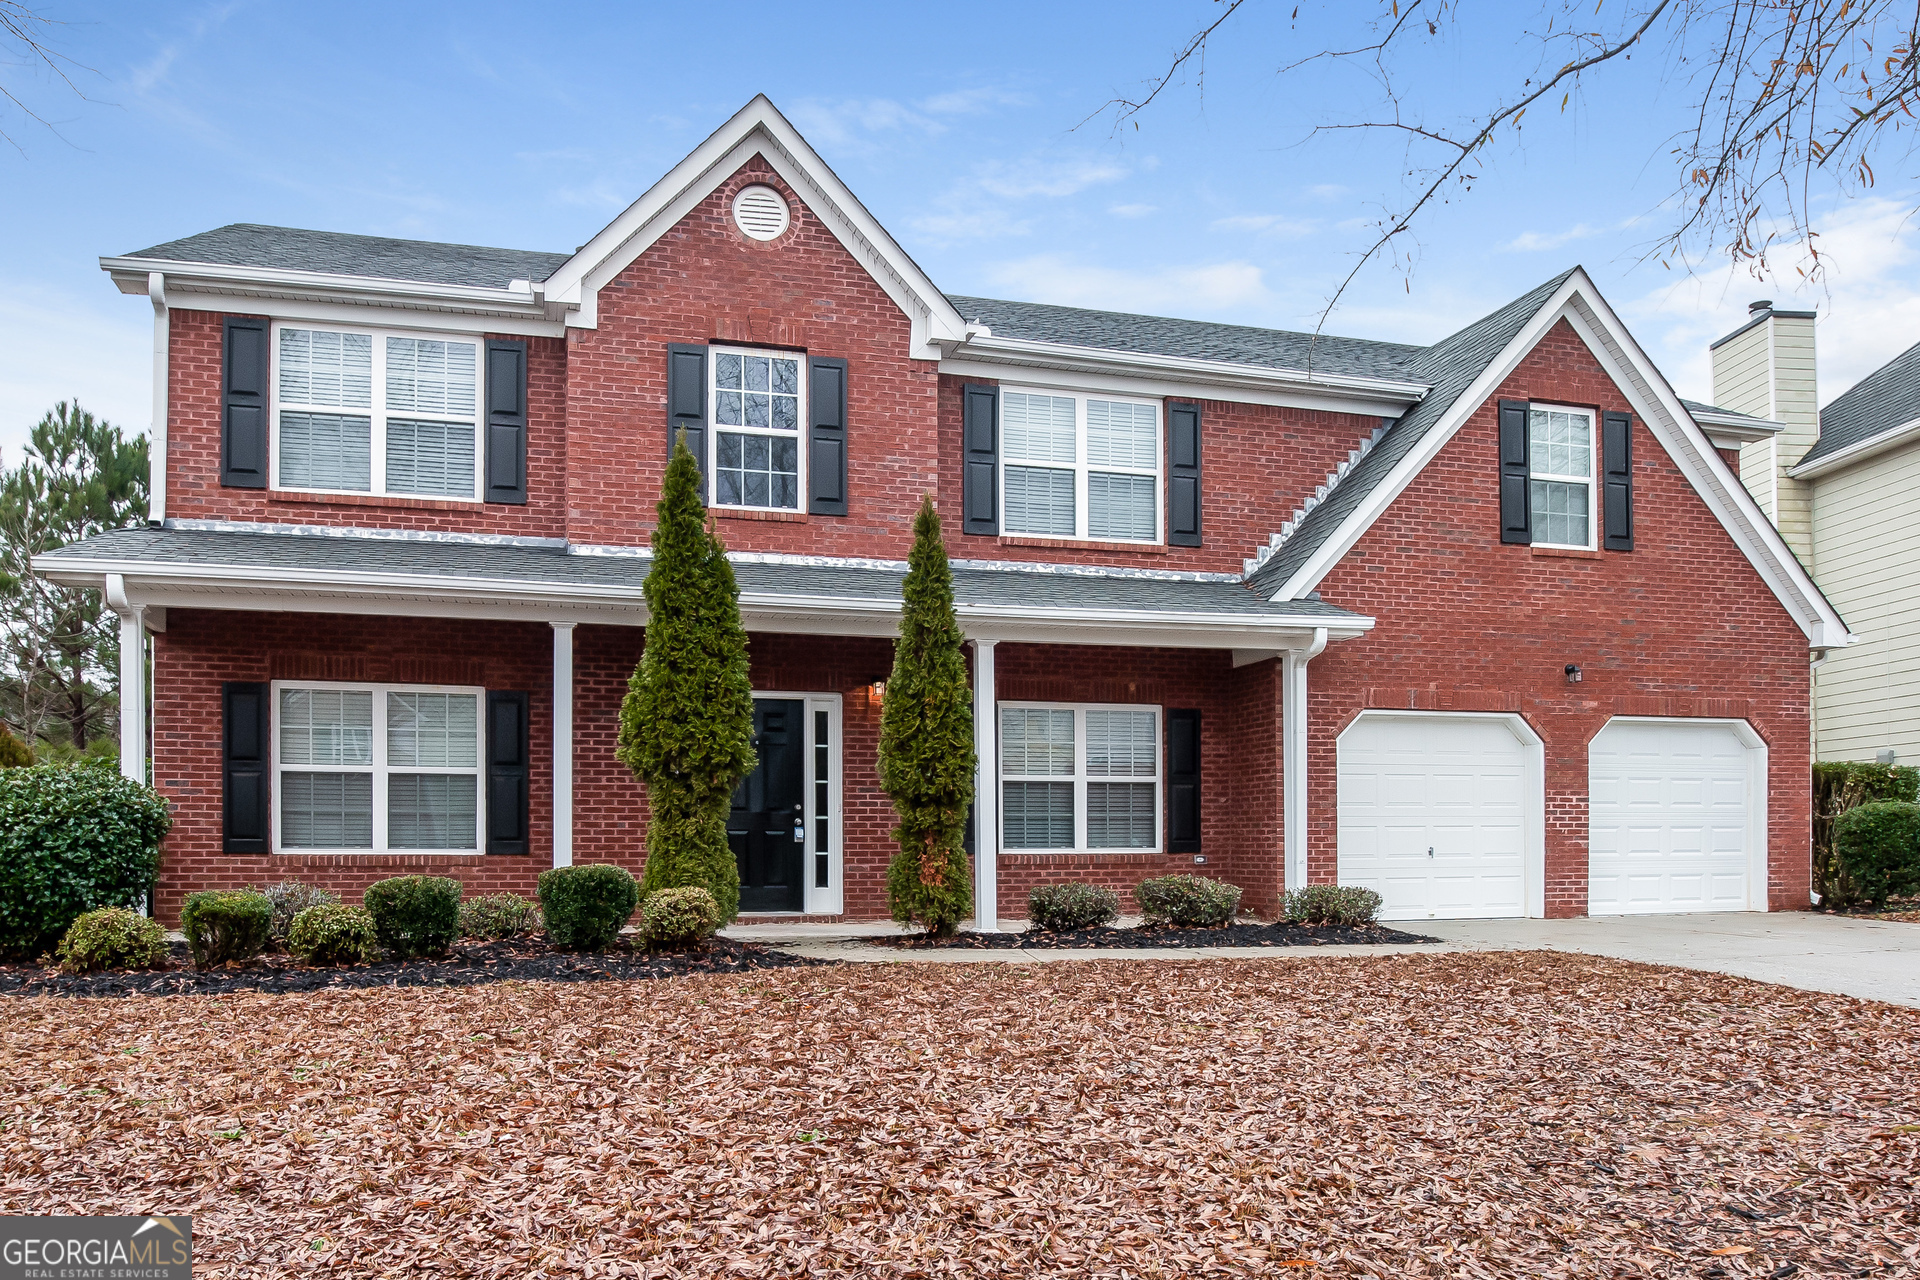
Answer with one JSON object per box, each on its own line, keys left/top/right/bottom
{"left": 386, "top": 421, "right": 477, "bottom": 498}
{"left": 280, "top": 413, "right": 372, "bottom": 492}
{"left": 1004, "top": 466, "right": 1075, "bottom": 536}
{"left": 386, "top": 337, "right": 476, "bottom": 416}
{"left": 280, "top": 330, "right": 372, "bottom": 408}
{"left": 281, "top": 772, "right": 374, "bottom": 848}
{"left": 389, "top": 774, "right": 479, "bottom": 849}
{"left": 1088, "top": 473, "right": 1156, "bottom": 540}
{"left": 387, "top": 692, "right": 478, "bottom": 768}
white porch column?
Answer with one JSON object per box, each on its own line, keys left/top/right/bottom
{"left": 551, "top": 621, "right": 576, "bottom": 869}
{"left": 105, "top": 574, "right": 146, "bottom": 786}
{"left": 1280, "top": 628, "right": 1329, "bottom": 894}
{"left": 970, "top": 638, "right": 999, "bottom": 932}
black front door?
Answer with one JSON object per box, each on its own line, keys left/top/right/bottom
{"left": 730, "top": 698, "right": 806, "bottom": 912}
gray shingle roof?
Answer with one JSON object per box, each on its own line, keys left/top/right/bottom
{"left": 122, "top": 224, "right": 571, "bottom": 290}
{"left": 40, "top": 527, "right": 1366, "bottom": 622}
{"left": 946, "top": 295, "right": 1425, "bottom": 381}
{"left": 1680, "top": 398, "right": 1775, "bottom": 427}
{"left": 1243, "top": 269, "right": 1578, "bottom": 597}
{"left": 1805, "top": 338, "right": 1920, "bottom": 465}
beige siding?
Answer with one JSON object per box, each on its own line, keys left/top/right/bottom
{"left": 1712, "top": 315, "right": 1818, "bottom": 566}
{"left": 1809, "top": 437, "right": 1920, "bottom": 761}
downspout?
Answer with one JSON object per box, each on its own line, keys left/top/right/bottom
{"left": 1281, "top": 626, "right": 1329, "bottom": 895}
{"left": 147, "top": 272, "right": 168, "bottom": 525}
{"left": 105, "top": 573, "right": 151, "bottom": 913}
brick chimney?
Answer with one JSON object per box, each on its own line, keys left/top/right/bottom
{"left": 1710, "top": 299, "right": 1819, "bottom": 565}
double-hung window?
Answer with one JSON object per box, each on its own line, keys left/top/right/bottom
{"left": 274, "top": 325, "right": 482, "bottom": 500}
{"left": 273, "top": 682, "right": 483, "bottom": 852}
{"left": 711, "top": 347, "right": 804, "bottom": 510}
{"left": 1000, "top": 704, "right": 1161, "bottom": 851}
{"left": 1528, "top": 404, "right": 1595, "bottom": 548}
{"left": 1001, "top": 390, "right": 1160, "bottom": 542}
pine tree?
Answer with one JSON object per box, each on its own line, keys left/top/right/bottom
{"left": 617, "top": 439, "right": 755, "bottom": 922}
{"left": 881, "top": 496, "right": 976, "bottom": 936}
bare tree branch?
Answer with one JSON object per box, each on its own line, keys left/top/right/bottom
{"left": 0, "top": 0, "right": 101, "bottom": 152}
{"left": 1078, "top": 0, "right": 1249, "bottom": 134}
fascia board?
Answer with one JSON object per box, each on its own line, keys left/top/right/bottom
{"left": 1552, "top": 291, "right": 1853, "bottom": 650}
{"left": 120, "top": 287, "right": 566, "bottom": 339}
{"left": 1789, "top": 415, "right": 1920, "bottom": 478}
{"left": 1702, "top": 422, "right": 1783, "bottom": 449}
{"left": 938, "top": 337, "right": 1427, "bottom": 416}
{"left": 1267, "top": 270, "right": 1854, "bottom": 651}
{"left": 33, "top": 554, "right": 1372, "bottom": 648}
{"left": 101, "top": 257, "right": 552, "bottom": 322}
{"left": 541, "top": 96, "right": 967, "bottom": 356}
{"left": 1270, "top": 272, "right": 1587, "bottom": 603}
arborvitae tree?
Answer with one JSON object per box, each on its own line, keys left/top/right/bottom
{"left": 881, "top": 496, "right": 976, "bottom": 936}
{"left": 617, "top": 440, "right": 755, "bottom": 922}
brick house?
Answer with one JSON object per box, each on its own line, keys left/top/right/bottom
{"left": 40, "top": 96, "right": 1848, "bottom": 926}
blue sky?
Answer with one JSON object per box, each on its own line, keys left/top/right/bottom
{"left": 3, "top": 0, "right": 1915, "bottom": 464}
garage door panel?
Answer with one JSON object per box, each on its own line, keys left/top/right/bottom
{"left": 1589, "top": 719, "right": 1755, "bottom": 916}
{"left": 1338, "top": 714, "right": 1537, "bottom": 921}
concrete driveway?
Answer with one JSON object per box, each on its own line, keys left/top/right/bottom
{"left": 1418, "top": 911, "right": 1920, "bottom": 1008}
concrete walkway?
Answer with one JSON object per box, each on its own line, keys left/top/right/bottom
{"left": 722, "top": 912, "right": 1920, "bottom": 1008}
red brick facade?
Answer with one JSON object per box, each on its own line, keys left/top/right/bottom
{"left": 133, "top": 152, "right": 1821, "bottom": 926}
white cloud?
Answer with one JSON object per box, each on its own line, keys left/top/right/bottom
{"left": 1109, "top": 203, "right": 1156, "bottom": 218}
{"left": 975, "top": 158, "right": 1126, "bottom": 200}
{"left": 917, "top": 87, "right": 1031, "bottom": 116}
{"left": 977, "top": 255, "right": 1271, "bottom": 316}
{"left": 1210, "top": 213, "right": 1316, "bottom": 238}
{"left": 1304, "top": 184, "right": 1348, "bottom": 202}
{"left": 0, "top": 286, "right": 152, "bottom": 468}
{"left": 1503, "top": 223, "right": 1603, "bottom": 252}
{"left": 1627, "top": 195, "right": 1920, "bottom": 407}
{"left": 911, "top": 156, "right": 1128, "bottom": 243}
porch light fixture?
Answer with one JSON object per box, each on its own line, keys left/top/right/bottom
{"left": 868, "top": 680, "right": 886, "bottom": 704}
{"left": 1564, "top": 664, "right": 1583, "bottom": 684}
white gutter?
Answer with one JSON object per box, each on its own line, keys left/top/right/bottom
{"left": 100, "top": 256, "right": 556, "bottom": 323}
{"left": 1789, "top": 415, "right": 1920, "bottom": 479}
{"left": 938, "top": 332, "right": 1430, "bottom": 408}
{"left": 147, "top": 272, "right": 168, "bottom": 523}
{"left": 1690, "top": 408, "right": 1783, "bottom": 450}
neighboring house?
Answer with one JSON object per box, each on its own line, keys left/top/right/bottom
{"left": 38, "top": 97, "right": 1847, "bottom": 926}
{"left": 1715, "top": 304, "right": 1919, "bottom": 765}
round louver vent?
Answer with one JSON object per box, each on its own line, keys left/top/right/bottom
{"left": 732, "top": 185, "right": 791, "bottom": 241}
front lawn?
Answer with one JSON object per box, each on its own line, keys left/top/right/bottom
{"left": 2, "top": 953, "right": 1915, "bottom": 1278}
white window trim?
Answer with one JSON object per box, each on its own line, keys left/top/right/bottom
{"left": 708, "top": 345, "right": 807, "bottom": 513}
{"left": 270, "top": 680, "right": 486, "bottom": 855}
{"left": 1529, "top": 402, "right": 1597, "bottom": 551}
{"left": 998, "top": 386, "right": 1163, "bottom": 544}
{"left": 750, "top": 691, "right": 843, "bottom": 916}
{"left": 997, "top": 700, "right": 1163, "bottom": 854}
{"left": 270, "top": 320, "right": 486, "bottom": 503}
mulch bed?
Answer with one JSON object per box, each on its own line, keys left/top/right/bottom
{"left": 882, "top": 919, "right": 1438, "bottom": 948}
{"left": 2, "top": 953, "right": 1915, "bottom": 1277}
{"left": 0, "top": 935, "right": 825, "bottom": 999}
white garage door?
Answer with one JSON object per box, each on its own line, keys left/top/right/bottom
{"left": 1337, "top": 713, "right": 1536, "bottom": 920}
{"left": 1589, "top": 718, "right": 1757, "bottom": 914}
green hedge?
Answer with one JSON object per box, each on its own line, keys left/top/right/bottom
{"left": 1282, "top": 885, "right": 1385, "bottom": 927}
{"left": 287, "top": 903, "right": 380, "bottom": 965}
{"left": 363, "top": 875, "right": 461, "bottom": 959}
{"left": 180, "top": 890, "right": 271, "bottom": 969}
{"left": 54, "top": 906, "right": 169, "bottom": 974}
{"left": 538, "top": 864, "right": 639, "bottom": 951}
{"left": 1832, "top": 801, "right": 1920, "bottom": 910}
{"left": 1135, "top": 874, "right": 1242, "bottom": 927}
{"left": 639, "top": 886, "right": 721, "bottom": 950}
{"left": 0, "top": 766, "right": 172, "bottom": 957}
{"left": 1813, "top": 761, "right": 1920, "bottom": 908}
{"left": 1027, "top": 883, "right": 1119, "bottom": 931}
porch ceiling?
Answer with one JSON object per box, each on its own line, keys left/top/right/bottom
{"left": 37, "top": 527, "right": 1372, "bottom": 651}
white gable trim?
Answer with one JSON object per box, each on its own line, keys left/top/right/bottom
{"left": 1270, "top": 269, "right": 1852, "bottom": 652}
{"left": 538, "top": 96, "right": 968, "bottom": 359}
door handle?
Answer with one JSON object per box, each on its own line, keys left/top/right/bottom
{"left": 1428, "top": 846, "right": 1435, "bottom": 858}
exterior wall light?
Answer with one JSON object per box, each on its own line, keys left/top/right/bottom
{"left": 868, "top": 681, "right": 886, "bottom": 704}
{"left": 1564, "top": 664, "right": 1583, "bottom": 684}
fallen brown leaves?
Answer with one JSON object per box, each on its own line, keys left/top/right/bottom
{"left": 1, "top": 952, "right": 1915, "bottom": 1279}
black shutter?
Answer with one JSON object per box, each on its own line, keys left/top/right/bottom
{"left": 667, "top": 343, "right": 709, "bottom": 502}
{"left": 222, "top": 681, "right": 270, "bottom": 853}
{"left": 1498, "top": 399, "right": 1532, "bottom": 545}
{"left": 1602, "top": 410, "right": 1634, "bottom": 551}
{"left": 484, "top": 339, "right": 528, "bottom": 505}
{"left": 220, "top": 316, "right": 270, "bottom": 488}
{"left": 486, "top": 691, "right": 531, "bottom": 855}
{"left": 961, "top": 382, "right": 999, "bottom": 536}
{"left": 1166, "top": 709, "right": 1201, "bottom": 854}
{"left": 808, "top": 356, "right": 848, "bottom": 516}
{"left": 1167, "top": 401, "right": 1202, "bottom": 546}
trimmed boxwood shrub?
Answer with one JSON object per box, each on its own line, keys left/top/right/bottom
{"left": 363, "top": 875, "right": 462, "bottom": 959}
{"left": 262, "top": 880, "right": 340, "bottom": 943}
{"left": 287, "top": 903, "right": 380, "bottom": 965}
{"left": 180, "top": 889, "right": 272, "bottom": 969}
{"left": 54, "top": 906, "right": 169, "bottom": 974}
{"left": 639, "top": 886, "right": 722, "bottom": 950}
{"left": 0, "top": 765, "right": 172, "bottom": 958}
{"left": 458, "top": 892, "right": 542, "bottom": 940}
{"left": 538, "top": 864, "right": 640, "bottom": 951}
{"left": 1283, "top": 884, "right": 1385, "bottom": 927}
{"left": 1027, "top": 882, "right": 1119, "bottom": 931}
{"left": 1832, "top": 801, "right": 1920, "bottom": 910}
{"left": 1135, "top": 874, "right": 1242, "bottom": 927}
{"left": 1814, "top": 761, "right": 1920, "bottom": 908}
